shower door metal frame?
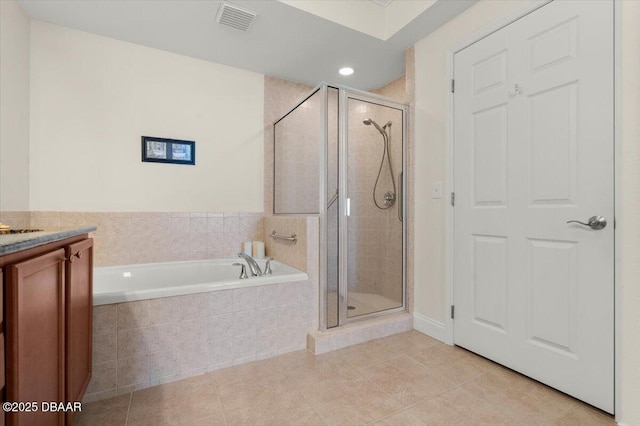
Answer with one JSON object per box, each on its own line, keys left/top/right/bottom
{"left": 336, "top": 88, "right": 408, "bottom": 327}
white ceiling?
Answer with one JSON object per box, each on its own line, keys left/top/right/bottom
{"left": 280, "top": 0, "right": 436, "bottom": 41}
{"left": 18, "top": 0, "right": 476, "bottom": 90}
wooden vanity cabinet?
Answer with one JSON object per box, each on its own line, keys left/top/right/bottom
{"left": 1, "top": 235, "right": 93, "bottom": 426}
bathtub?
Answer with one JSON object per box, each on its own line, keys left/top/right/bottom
{"left": 93, "top": 258, "right": 308, "bottom": 305}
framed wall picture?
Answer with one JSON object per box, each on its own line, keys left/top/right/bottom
{"left": 141, "top": 136, "right": 195, "bottom": 165}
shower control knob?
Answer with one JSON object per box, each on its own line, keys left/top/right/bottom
{"left": 384, "top": 191, "right": 396, "bottom": 207}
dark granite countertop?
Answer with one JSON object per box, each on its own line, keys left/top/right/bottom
{"left": 0, "top": 227, "right": 97, "bottom": 256}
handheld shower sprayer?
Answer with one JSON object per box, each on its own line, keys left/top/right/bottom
{"left": 363, "top": 118, "right": 384, "bottom": 134}
{"left": 363, "top": 118, "right": 396, "bottom": 210}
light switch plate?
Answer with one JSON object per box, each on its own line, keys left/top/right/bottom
{"left": 432, "top": 181, "right": 443, "bottom": 199}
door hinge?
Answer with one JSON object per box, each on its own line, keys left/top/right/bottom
{"left": 450, "top": 305, "right": 455, "bottom": 319}
{"left": 451, "top": 79, "right": 455, "bottom": 93}
{"left": 450, "top": 192, "right": 455, "bottom": 206}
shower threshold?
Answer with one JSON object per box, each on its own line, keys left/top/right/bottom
{"left": 327, "top": 291, "right": 402, "bottom": 318}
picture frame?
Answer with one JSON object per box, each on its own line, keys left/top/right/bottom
{"left": 141, "top": 136, "right": 195, "bottom": 165}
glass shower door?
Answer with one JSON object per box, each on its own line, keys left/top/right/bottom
{"left": 344, "top": 95, "right": 404, "bottom": 319}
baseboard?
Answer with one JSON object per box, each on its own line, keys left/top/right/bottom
{"left": 413, "top": 312, "right": 447, "bottom": 343}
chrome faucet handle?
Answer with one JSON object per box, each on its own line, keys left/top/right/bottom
{"left": 264, "top": 258, "right": 273, "bottom": 275}
{"left": 232, "top": 262, "right": 248, "bottom": 279}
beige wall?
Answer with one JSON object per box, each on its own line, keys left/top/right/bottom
{"left": 0, "top": 1, "right": 30, "bottom": 211}
{"left": 413, "top": 0, "right": 640, "bottom": 422}
{"left": 619, "top": 0, "right": 640, "bottom": 423}
{"left": 29, "top": 21, "right": 264, "bottom": 212}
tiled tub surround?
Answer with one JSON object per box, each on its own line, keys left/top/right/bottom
{"left": 87, "top": 279, "right": 317, "bottom": 403}
{"left": 86, "top": 216, "right": 321, "bottom": 403}
{"left": 0, "top": 211, "right": 264, "bottom": 267}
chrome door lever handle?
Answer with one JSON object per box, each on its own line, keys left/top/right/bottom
{"left": 566, "top": 216, "right": 607, "bottom": 230}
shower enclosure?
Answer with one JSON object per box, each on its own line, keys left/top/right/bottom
{"left": 274, "top": 84, "right": 407, "bottom": 329}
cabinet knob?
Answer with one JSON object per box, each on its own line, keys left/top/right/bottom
{"left": 68, "top": 251, "right": 82, "bottom": 263}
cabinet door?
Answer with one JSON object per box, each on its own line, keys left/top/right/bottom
{"left": 64, "top": 239, "right": 93, "bottom": 414}
{"left": 6, "top": 249, "right": 66, "bottom": 426}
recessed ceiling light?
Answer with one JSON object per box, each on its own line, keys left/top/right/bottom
{"left": 339, "top": 67, "right": 354, "bottom": 76}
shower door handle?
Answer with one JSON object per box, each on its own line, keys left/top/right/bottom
{"left": 398, "top": 172, "right": 403, "bottom": 222}
{"left": 345, "top": 198, "right": 351, "bottom": 216}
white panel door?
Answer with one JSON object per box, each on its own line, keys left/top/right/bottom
{"left": 453, "top": 0, "right": 614, "bottom": 413}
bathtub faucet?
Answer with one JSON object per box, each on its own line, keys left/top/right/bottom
{"left": 237, "top": 252, "right": 262, "bottom": 277}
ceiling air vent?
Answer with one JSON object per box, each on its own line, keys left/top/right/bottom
{"left": 215, "top": 2, "right": 256, "bottom": 32}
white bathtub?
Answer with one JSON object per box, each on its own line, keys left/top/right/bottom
{"left": 93, "top": 258, "right": 308, "bottom": 305}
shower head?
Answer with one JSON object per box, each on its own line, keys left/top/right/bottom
{"left": 363, "top": 118, "right": 384, "bottom": 134}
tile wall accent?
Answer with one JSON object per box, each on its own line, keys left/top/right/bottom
{"left": 0, "top": 211, "right": 264, "bottom": 267}
{"left": 86, "top": 279, "right": 317, "bottom": 403}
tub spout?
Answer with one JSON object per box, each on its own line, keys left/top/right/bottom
{"left": 237, "top": 252, "right": 262, "bottom": 276}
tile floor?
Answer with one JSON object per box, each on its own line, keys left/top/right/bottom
{"left": 73, "top": 331, "right": 616, "bottom": 426}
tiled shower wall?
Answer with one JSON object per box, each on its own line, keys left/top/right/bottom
{"left": 0, "top": 211, "right": 263, "bottom": 267}
{"left": 273, "top": 91, "right": 321, "bottom": 214}
{"left": 263, "top": 76, "right": 315, "bottom": 216}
